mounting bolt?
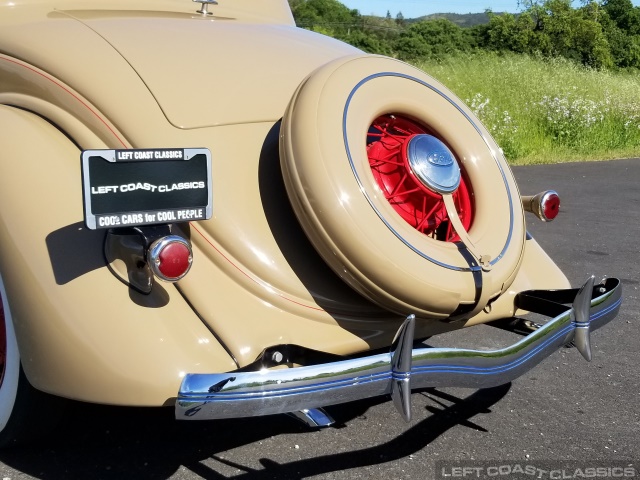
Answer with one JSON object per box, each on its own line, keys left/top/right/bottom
{"left": 271, "top": 351, "right": 284, "bottom": 364}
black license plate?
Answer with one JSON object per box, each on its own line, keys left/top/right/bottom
{"left": 81, "top": 148, "right": 212, "bottom": 230}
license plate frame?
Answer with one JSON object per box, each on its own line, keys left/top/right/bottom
{"left": 81, "top": 148, "right": 212, "bottom": 230}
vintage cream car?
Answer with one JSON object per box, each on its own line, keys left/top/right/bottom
{"left": 0, "top": 0, "right": 622, "bottom": 446}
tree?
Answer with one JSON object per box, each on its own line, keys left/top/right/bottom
{"left": 481, "top": 0, "right": 614, "bottom": 68}
{"left": 540, "top": 0, "right": 613, "bottom": 68}
{"left": 288, "top": 0, "right": 399, "bottom": 56}
{"left": 289, "top": 0, "right": 359, "bottom": 33}
{"left": 484, "top": 13, "right": 539, "bottom": 53}
{"left": 395, "top": 19, "right": 473, "bottom": 60}
{"left": 344, "top": 29, "right": 393, "bottom": 54}
{"left": 603, "top": 0, "right": 640, "bottom": 33}
{"left": 600, "top": 2, "right": 640, "bottom": 67}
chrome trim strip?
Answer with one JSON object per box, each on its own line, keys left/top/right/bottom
{"left": 343, "top": 72, "right": 516, "bottom": 273}
{"left": 176, "top": 280, "right": 621, "bottom": 421}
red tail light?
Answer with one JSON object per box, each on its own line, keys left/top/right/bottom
{"left": 540, "top": 191, "right": 560, "bottom": 221}
{"left": 148, "top": 236, "right": 193, "bottom": 282}
{"left": 522, "top": 190, "right": 560, "bottom": 222}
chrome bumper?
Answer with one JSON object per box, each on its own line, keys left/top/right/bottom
{"left": 176, "top": 277, "right": 621, "bottom": 422}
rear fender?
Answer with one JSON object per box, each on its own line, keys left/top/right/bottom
{"left": 0, "top": 104, "right": 236, "bottom": 406}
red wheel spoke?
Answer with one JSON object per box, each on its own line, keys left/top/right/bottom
{"left": 370, "top": 159, "right": 403, "bottom": 168}
{"left": 385, "top": 186, "right": 423, "bottom": 200}
{"left": 446, "top": 221, "right": 454, "bottom": 241}
{"left": 389, "top": 173, "right": 408, "bottom": 196}
{"left": 374, "top": 158, "right": 404, "bottom": 166}
{"left": 378, "top": 128, "right": 412, "bottom": 141}
{"left": 416, "top": 200, "right": 443, "bottom": 231}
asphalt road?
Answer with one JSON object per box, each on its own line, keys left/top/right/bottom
{"left": 0, "top": 158, "right": 638, "bottom": 479}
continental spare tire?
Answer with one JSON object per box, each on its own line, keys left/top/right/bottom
{"left": 280, "top": 55, "right": 525, "bottom": 319}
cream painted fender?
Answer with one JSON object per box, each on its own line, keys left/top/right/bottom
{"left": 0, "top": 105, "right": 236, "bottom": 406}
{"left": 281, "top": 55, "right": 526, "bottom": 319}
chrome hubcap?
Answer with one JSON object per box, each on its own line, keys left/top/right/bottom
{"left": 405, "top": 134, "right": 461, "bottom": 195}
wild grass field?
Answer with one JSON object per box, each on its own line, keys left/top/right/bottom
{"left": 415, "top": 52, "right": 640, "bottom": 165}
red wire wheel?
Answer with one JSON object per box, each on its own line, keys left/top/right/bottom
{"left": 367, "top": 115, "right": 473, "bottom": 242}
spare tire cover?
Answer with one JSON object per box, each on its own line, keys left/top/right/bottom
{"left": 280, "top": 55, "right": 525, "bottom": 319}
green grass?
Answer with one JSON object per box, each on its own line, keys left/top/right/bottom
{"left": 412, "top": 52, "right": 640, "bottom": 164}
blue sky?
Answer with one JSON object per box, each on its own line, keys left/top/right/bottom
{"left": 340, "top": 0, "right": 640, "bottom": 18}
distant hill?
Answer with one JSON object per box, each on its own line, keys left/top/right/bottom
{"left": 406, "top": 12, "right": 494, "bottom": 27}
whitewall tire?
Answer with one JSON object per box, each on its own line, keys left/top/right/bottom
{"left": 0, "top": 270, "right": 65, "bottom": 447}
{"left": 0, "top": 272, "right": 20, "bottom": 436}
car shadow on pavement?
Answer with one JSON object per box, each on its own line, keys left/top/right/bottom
{"left": 0, "top": 383, "right": 510, "bottom": 479}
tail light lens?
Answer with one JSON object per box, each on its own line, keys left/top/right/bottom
{"left": 148, "top": 236, "right": 193, "bottom": 282}
{"left": 540, "top": 191, "right": 560, "bottom": 221}
{"left": 522, "top": 190, "right": 560, "bottom": 222}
